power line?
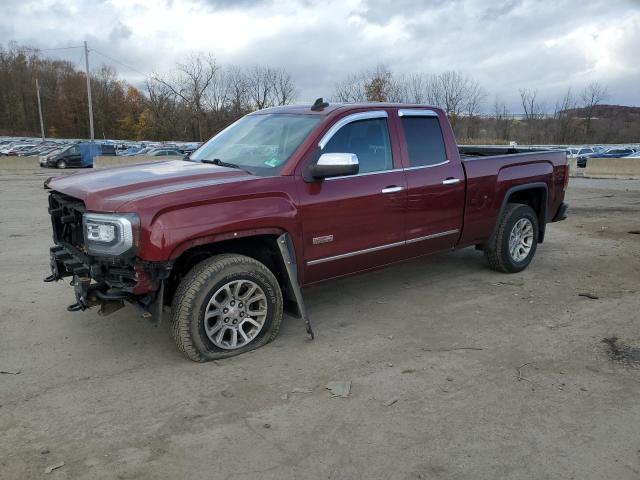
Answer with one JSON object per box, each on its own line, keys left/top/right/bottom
{"left": 37, "top": 45, "right": 84, "bottom": 52}
{"left": 90, "top": 47, "right": 149, "bottom": 78}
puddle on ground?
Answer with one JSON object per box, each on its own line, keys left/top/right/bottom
{"left": 602, "top": 337, "right": 640, "bottom": 365}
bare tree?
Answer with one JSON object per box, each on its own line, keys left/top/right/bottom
{"left": 247, "top": 65, "right": 277, "bottom": 110}
{"left": 224, "top": 65, "right": 250, "bottom": 117}
{"left": 272, "top": 68, "right": 297, "bottom": 105}
{"left": 399, "top": 72, "right": 429, "bottom": 103}
{"left": 333, "top": 71, "right": 368, "bottom": 102}
{"left": 430, "top": 71, "right": 475, "bottom": 127}
{"left": 333, "top": 64, "right": 402, "bottom": 103}
{"left": 493, "top": 97, "right": 511, "bottom": 141}
{"left": 152, "top": 53, "right": 219, "bottom": 140}
{"left": 204, "top": 66, "right": 228, "bottom": 116}
{"left": 145, "top": 79, "right": 185, "bottom": 139}
{"left": 519, "top": 88, "right": 543, "bottom": 120}
{"left": 465, "top": 79, "right": 486, "bottom": 117}
{"left": 553, "top": 88, "right": 578, "bottom": 143}
{"left": 580, "top": 81, "right": 608, "bottom": 141}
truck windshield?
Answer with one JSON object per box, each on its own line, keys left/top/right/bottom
{"left": 189, "top": 114, "right": 321, "bottom": 175}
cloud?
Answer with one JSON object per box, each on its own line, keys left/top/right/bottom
{"left": 0, "top": 0, "right": 638, "bottom": 111}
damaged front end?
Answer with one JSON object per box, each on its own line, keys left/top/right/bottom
{"left": 44, "top": 191, "right": 171, "bottom": 325}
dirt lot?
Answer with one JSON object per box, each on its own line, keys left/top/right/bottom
{"left": 1, "top": 170, "right": 639, "bottom": 480}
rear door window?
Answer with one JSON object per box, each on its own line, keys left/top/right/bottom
{"left": 401, "top": 116, "right": 447, "bottom": 167}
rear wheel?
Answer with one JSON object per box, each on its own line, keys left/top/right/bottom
{"left": 171, "top": 254, "right": 283, "bottom": 362}
{"left": 485, "top": 203, "right": 539, "bottom": 273}
{"left": 56, "top": 159, "right": 67, "bottom": 169}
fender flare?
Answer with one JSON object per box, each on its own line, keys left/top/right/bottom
{"left": 492, "top": 182, "right": 548, "bottom": 244}
{"left": 168, "top": 227, "right": 288, "bottom": 260}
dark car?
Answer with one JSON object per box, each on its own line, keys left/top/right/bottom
{"left": 40, "top": 144, "right": 81, "bottom": 168}
{"left": 577, "top": 148, "right": 636, "bottom": 168}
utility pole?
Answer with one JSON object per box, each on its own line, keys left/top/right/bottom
{"left": 83, "top": 40, "right": 95, "bottom": 142}
{"left": 35, "top": 78, "right": 45, "bottom": 141}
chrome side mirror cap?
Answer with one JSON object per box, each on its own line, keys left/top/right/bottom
{"left": 309, "top": 153, "right": 359, "bottom": 180}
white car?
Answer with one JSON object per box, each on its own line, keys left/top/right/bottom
{"left": 566, "top": 147, "right": 595, "bottom": 159}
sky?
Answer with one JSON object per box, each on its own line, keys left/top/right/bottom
{"left": 1, "top": 0, "right": 639, "bottom": 112}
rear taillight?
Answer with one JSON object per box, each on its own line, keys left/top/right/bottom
{"left": 563, "top": 162, "right": 570, "bottom": 191}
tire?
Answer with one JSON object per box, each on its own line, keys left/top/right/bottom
{"left": 171, "top": 254, "right": 283, "bottom": 362}
{"left": 484, "top": 203, "right": 539, "bottom": 273}
{"left": 56, "top": 159, "right": 67, "bottom": 169}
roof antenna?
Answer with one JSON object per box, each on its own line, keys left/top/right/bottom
{"left": 311, "top": 97, "right": 329, "bottom": 111}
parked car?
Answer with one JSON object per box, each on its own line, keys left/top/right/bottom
{"left": 119, "top": 146, "right": 143, "bottom": 156}
{"left": 2, "top": 144, "right": 36, "bottom": 156}
{"left": 594, "top": 148, "right": 636, "bottom": 158}
{"left": 566, "top": 147, "right": 594, "bottom": 159}
{"left": 40, "top": 144, "right": 81, "bottom": 168}
{"left": 129, "top": 146, "right": 155, "bottom": 156}
{"left": 148, "top": 148, "right": 183, "bottom": 156}
{"left": 39, "top": 143, "right": 115, "bottom": 168}
{"left": 577, "top": 147, "right": 636, "bottom": 168}
{"left": 44, "top": 101, "right": 568, "bottom": 361}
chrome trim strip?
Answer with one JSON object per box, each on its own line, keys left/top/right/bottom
{"left": 307, "top": 240, "right": 405, "bottom": 266}
{"left": 324, "top": 168, "right": 398, "bottom": 180}
{"left": 406, "top": 229, "right": 460, "bottom": 245}
{"left": 398, "top": 109, "right": 438, "bottom": 117}
{"left": 404, "top": 160, "right": 449, "bottom": 170}
{"left": 307, "top": 229, "right": 460, "bottom": 265}
{"left": 318, "top": 110, "right": 388, "bottom": 149}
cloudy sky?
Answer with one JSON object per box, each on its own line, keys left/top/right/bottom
{"left": 1, "top": 0, "right": 639, "bottom": 111}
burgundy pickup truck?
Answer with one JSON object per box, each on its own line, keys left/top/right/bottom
{"left": 44, "top": 100, "right": 568, "bottom": 361}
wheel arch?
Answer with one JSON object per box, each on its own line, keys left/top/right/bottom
{"left": 495, "top": 182, "right": 548, "bottom": 243}
{"left": 165, "top": 229, "right": 294, "bottom": 308}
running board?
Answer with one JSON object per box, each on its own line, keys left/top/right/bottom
{"left": 277, "top": 233, "right": 314, "bottom": 340}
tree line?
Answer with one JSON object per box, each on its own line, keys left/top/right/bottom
{"left": 1, "top": 43, "right": 638, "bottom": 145}
{"left": 334, "top": 64, "right": 638, "bottom": 145}
{"left": 0, "top": 44, "right": 297, "bottom": 141}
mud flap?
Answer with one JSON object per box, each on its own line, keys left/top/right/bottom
{"left": 277, "top": 233, "right": 314, "bottom": 339}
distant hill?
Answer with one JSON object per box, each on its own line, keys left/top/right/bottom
{"left": 564, "top": 104, "right": 640, "bottom": 120}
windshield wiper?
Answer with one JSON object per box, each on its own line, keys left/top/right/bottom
{"left": 200, "top": 158, "right": 241, "bottom": 169}
{"left": 200, "top": 158, "right": 254, "bottom": 175}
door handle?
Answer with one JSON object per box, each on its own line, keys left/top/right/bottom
{"left": 381, "top": 186, "right": 404, "bottom": 194}
{"left": 442, "top": 178, "right": 461, "bottom": 185}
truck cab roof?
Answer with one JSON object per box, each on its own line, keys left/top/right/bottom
{"left": 253, "top": 102, "right": 442, "bottom": 116}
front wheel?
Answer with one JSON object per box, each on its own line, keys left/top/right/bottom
{"left": 484, "top": 203, "right": 539, "bottom": 273}
{"left": 56, "top": 159, "right": 67, "bottom": 169}
{"left": 171, "top": 254, "right": 283, "bottom": 362}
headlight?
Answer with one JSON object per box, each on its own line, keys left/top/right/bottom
{"left": 83, "top": 213, "right": 140, "bottom": 256}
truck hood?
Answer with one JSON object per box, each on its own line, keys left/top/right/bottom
{"left": 47, "top": 160, "right": 256, "bottom": 212}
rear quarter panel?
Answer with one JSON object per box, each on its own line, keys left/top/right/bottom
{"left": 459, "top": 151, "right": 566, "bottom": 246}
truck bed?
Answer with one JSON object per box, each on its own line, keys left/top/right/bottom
{"left": 458, "top": 145, "right": 560, "bottom": 159}
{"left": 456, "top": 146, "right": 567, "bottom": 248}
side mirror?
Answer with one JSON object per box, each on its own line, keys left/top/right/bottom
{"left": 309, "top": 153, "right": 359, "bottom": 180}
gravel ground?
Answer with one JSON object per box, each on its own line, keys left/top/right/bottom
{"left": 1, "top": 171, "right": 639, "bottom": 480}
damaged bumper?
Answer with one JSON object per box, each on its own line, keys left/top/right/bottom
{"left": 45, "top": 243, "right": 171, "bottom": 325}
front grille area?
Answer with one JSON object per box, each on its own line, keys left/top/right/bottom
{"left": 48, "top": 191, "right": 86, "bottom": 250}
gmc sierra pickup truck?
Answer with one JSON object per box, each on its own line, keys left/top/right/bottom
{"left": 44, "top": 100, "right": 568, "bottom": 361}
